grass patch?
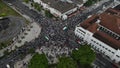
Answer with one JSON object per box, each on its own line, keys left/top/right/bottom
{"left": 0, "top": 0, "right": 30, "bottom": 25}
{"left": 0, "top": 0, "right": 20, "bottom": 17}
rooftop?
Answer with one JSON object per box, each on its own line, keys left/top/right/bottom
{"left": 93, "top": 31, "right": 120, "bottom": 50}
{"left": 41, "top": 0, "right": 76, "bottom": 13}
{"left": 114, "top": 4, "right": 120, "bottom": 11}
{"left": 99, "top": 12, "right": 120, "bottom": 35}
{"left": 72, "top": 0, "right": 84, "bottom": 5}
{"left": 41, "top": 0, "right": 84, "bottom": 13}
{"left": 79, "top": 5, "right": 120, "bottom": 49}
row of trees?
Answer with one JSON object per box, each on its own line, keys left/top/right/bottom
{"left": 0, "top": 40, "right": 12, "bottom": 50}
{"left": 24, "top": 0, "right": 29, "bottom": 3}
{"left": 28, "top": 45, "right": 96, "bottom": 68}
{"left": 84, "top": 0, "right": 101, "bottom": 7}
{"left": 24, "top": 0, "right": 53, "bottom": 18}
{"left": 31, "top": 2, "right": 42, "bottom": 11}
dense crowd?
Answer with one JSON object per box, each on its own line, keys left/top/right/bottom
{"left": 0, "top": 0, "right": 115, "bottom": 68}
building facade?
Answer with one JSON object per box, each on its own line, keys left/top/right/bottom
{"left": 75, "top": 5, "right": 120, "bottom": 63}
{"left": 33, "top": 0, "right": 86, "bottom": 20}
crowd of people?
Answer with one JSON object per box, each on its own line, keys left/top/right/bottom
{"left": 0, "top": 0, "right": 115, "bottom": 67}
{"left": 39, "top": 45, "right": 73, "bottom": 64}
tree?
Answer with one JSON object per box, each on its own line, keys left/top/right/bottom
{"left": 0, "top": 42, "right": 5, "bottom": 49}
{"left": 56, "top": 56, "right": 77, "bottom": 68}
{"left": 84, "top": 0, "right": 93, "bottom": 7}
{"left": 28, "top": 48, "right": 35, "bottom": 54}
{"left": 0, "top": 13, "right": 6, "bottom": 17}
{"left": 4, "top": 50, "right": 9, "bottom": 55}
{"left": 24, "top": 0, "right": 29, "bottom": 3}
{"left": 71, "top": 45, "right": 96, "bottom": 67}
{"left": 33, "top": 3, "right": 41, "bottom": 11}
{"left": 45, "top": 10, "right": 53, "bottom": 18}
{"left": 83, "top": 0, "right": 101, "bottom": 7}
{"left": 28, "top": 53, "right": 48, "bottom": 68}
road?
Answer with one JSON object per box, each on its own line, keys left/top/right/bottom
{"left": 0, "top": 0, "right": 117, "bottom": 68}
{"left": 94, "top": 53, "right": 117, "bottom": 68}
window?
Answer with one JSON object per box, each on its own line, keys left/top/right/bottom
{"left": 78, "top": 29, "right": 85, "bottom": 34}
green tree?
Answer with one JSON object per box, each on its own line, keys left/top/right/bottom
{"left": 4, "top": 50, "right": 9, "bottom": 55}
{"left": 28, "top": 48, "right": 35, "bottom": 54}
{"left": 33, "top": 3, "right": 41, "bottom": 11}
{"left": 0, "top": 42, "right": 5, "bottom": 49}
{"left": 24, "top": 0, "right": 29, "bottom": 3}
{"left": 0, "top": 13, "right": 6, "bottom": 17}
{"left": 57, "top": 57, "right": 77, "bottom": 68}
{"left": 71, "top": 45, "right": 96, "bottom": 67}
{"left": 84, "top": 0, "right": 93, "bottom": 7}
{"left": 45, "top": 10, "right": 53, "bottom": 18}
{"left": 84, "top": 0, "right": 101, "bottom": 7}
{"left": 28, "top": 53, "right": 48, "bottom": 68}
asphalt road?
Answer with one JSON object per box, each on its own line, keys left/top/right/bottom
{"left": 0, "top": 16, "right": 24, "bottom": 42}
{"left": 94, "top": 53, "right": 117, "bottom": 68}
{"left": 0, "top": 0, "right": 116, "bottom": 68}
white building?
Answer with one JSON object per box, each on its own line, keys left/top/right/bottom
{"left": 33, "top": 0, "right": 87, "bottom": 20}
{"left": 75, "top": 5, "right": 120, "bottom": 63}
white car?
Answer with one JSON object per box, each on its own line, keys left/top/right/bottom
{"left": 6, "top": 64, "right": 10, "bottom": 68}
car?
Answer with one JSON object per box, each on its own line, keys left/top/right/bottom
{"left": 6, "top": 64, "right": 10, "bottom": 68}
{"left": 45, "top": 36, "right": 49, "bottom": 40}
{"left": 75, "top": 39, "right": 82, "bottom": 44}
{"left": 63, "top": 26, "right": 67, "bottom": 31}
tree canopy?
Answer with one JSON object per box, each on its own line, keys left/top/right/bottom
{"left": 28, "top": 53, "right": 48, "bottom": 68}
{"left": 84, "top": 0, "right": 101, "bottom": 7}
{"left": 33, "top": 3, "right": 42, "bottom": 11}
{"left": 71, "top": 45, "right": 96, "bottom": 66}
{"left": 24, "top": 0, "right": 29, "bottom": 3}
{"left": 56, "top": 56, "right": 77, "bottom": 68}
{"left": 45, "top": 10, "right": 53, "bottom": 18}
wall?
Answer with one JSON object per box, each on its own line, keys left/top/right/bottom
{"left": 75, "top": 26, "right": 120, "bottom": 63}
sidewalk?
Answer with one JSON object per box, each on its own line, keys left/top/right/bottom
{"left": 0, "top": 22, "right": 41, "bottom": 57}
{"left": 14, "top": 54, "right": 32, "bottom": 68}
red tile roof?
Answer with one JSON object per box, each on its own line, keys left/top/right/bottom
{"left": 105, "top": 8, "right": 120, "bottom": 15}
{"left": 80, "top": 15, "right": 98, "bottom": 29}
{"left": 93, "top": 31, "right": 120, "bottom": 49}
{"left": 79, "top": 7, "right": 120, "bottom": 49}
{"left": 99, "top": 12, "right": 120, "bottom": 35}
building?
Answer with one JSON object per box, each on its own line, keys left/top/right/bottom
{"left": 33, "top": 0, "right": 87, "bottom": 20}
{"left": 75, "top": 5, "right": 120, "bottom": 63}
